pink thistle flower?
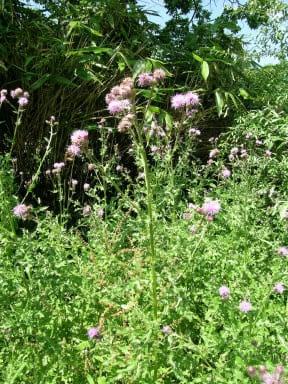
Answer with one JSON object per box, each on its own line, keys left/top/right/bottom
{"left": 185, "top": 92, "right": 200, "bottom": 106}
{"left": 23, "top": 91, "right": 29, "bottom": 98}
{"left": 219, "top": 285, "right": 230, "bottom": 300}
{"left": 247, "top": 366, "right": 257, "bottom": 378}
{"left": 88, "top": 163, "right": 96, "bottom": 171}
{"left": 230, "top": 147, "right": 238, "bottom": 156}
{"left": 83, "top": 205, "right": 92, "bottom": 217}
{"left": 278, "top": 246, "right": 288, "bottom": 257}
{"left": 201, "top": 200, "right": 221, "bottom": 217}
{"left": 107, "top": 99, "right": 131, "bottom": 115}
{"left": 13, "top": 88, "right": 23, "bottom": 98}
{"left": 97, "top": 208, "right": 104, "bottom": 218}
{"left": 240, "top": 149, "right": 248, "bottom": 159}
{"left": 53, "top": 162, "right": 65, "bottom": 171}
{"left": 161, "top": 325, "right": 172, "bottom": 335}
{"left": 171, "top": 93, "right": 187, "bottom": 109}
{"left": 0, "top": 89, "right": 7, "bottom": 96}
{"left": 70, "top": 130, "right": 88, "bottom": 148}
{"left": 189, "top": 128, "right": 201, "bottom": 136}
{"left": 83, "top": 183, "right": 90, "bottom": 192}
{"left": 245, "top": 132, "right": 253, "bottom": 139}
{"left": 117, "top": 113, "right": 134, "bottom": 133}
{"left": 121, "top": 77, "right": 134, "bottom": 88}
{"left": 265, "top": 150, "right": 272, "bottom": 157}
{"left": 256, "top": 139, "right": 263, "bottom": 146}
{"left": 13, "top": 204, "right": 31, "bottom": 219}
{"left": 105, "top": 92, "right": 116, "bottom": 104}
{"left": 153, "top": 68, "right": 166, "bottom": 82}
{"left": 71, "top": 179, "right": 78, "bottom": 189}
{"left": 209, "top": 148, "right": 219, "bottom": 159}
{"left": 274, "top": 282, "right": 285, "bottom": 294}
{"left": 239, "top": 300, "right": 252, "bottom": 313}
{"left": 18, "top": 97, "right": 29, "bottom": 107}
{"left": 137, "top": 72, "right": 155, "bottom": 87}
{"left": 0, "top": 95, "right": 6, "bottom": 104}
{"left": 66, "top": 144, "right": 81, "bottom": 158}
{"left": 87, "top": 326, "right": 101, "bottom": 340}
{"left": 221, "top": 168, "right": 231, "bottom": 178}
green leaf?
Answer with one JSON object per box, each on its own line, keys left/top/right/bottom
{"left": 215, "top": 90, "right": 224, "bottom": 116}
{"left": 201, "top": 61, "right": 209, "bottom": 81}
{"left": 97, "top": 378, "right": 107, "bottom": 384}
{"left": 239, "top": 88, "right": 250, "bottom": 99}
{"left": 66, "top": 47, "right": 113, "bottom": 57}
{"left": 86, "top": 374, "right": 95, "bottom": 384}
{"left": 164, "top": 112, "right": 173, "bottom": 130}
{"left": 192, "top": 52, "right": 203, "bottom": 63}
{"left": 31, "top": 74, "right": 50, "bottom": 90}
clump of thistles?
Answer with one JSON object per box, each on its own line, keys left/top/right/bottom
{"left": 65, "top": 130, "right": 89, "bottom": 160}
{"left": 219, "top": 285, "right": 230, "bottom": 300}
{"left": 105, "top": 77, "right": 134, "bottom": 115}
{"left": 197, "top": 200, "right": 221, "bottom": 221}
{"left": 13, "top": 203, "right": 32, "bottom": 220}
{"left": 1, "top": 88, "right": 30, "bottom": 107}
{"left": 171, "top": 91, "right": 200, "bottom": 110}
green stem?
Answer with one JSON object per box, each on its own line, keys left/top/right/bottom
{"left": 10, "top": 108, "right": 22, "bottom": 156}
{"left": 21, "top": 123, "right": 55, "bottom": 203}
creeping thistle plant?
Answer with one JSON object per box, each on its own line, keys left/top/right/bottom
{"left": 105, "top": 69, "right": 202, "bottom": 379}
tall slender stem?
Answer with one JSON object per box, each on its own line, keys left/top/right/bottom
{"left": 141, "top": 145, "right": 158, "bottom": 319}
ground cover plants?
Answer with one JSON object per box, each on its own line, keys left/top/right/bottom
{"left": 1, "top": 63, "right": 288, "bottom": 383}
{"left": 1, "top": 0, "right": 288, "bottom": 383}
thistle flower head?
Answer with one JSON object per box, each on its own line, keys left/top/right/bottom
{"left": 278, "top": 246, "right": 288, "bottom": 257}
{"left": 137, "top": 72, "right": 155, "bottom": 87}
{"left": 219, "top": 285, "right": 230, "bottom": 300}
{"left": 201, "top": 200, "right": 221, "bottom": 217}
{"left": 70, "top": 130, "right": 88, "bottom": 147}
{"left": 18, "top": 97, "right": 29, "bottom": 107}
{"left": 221, "top": 168, "right": 231, "bottom": 178}
{"left": 171, "top": 93, "right": 187, "bottom": 109}
{"left": 13, "top": 204, "right": 31, "bottom": 219}
{"left": 239, "top": 300, "right": 252, "bottom": 313}
{"left": 66, "top": 144, "right": 81, "bottom": 158}
{"left": 87, "top": 326, "right": 101, "bottom": 340}
{"left": 274, "top": 282, "right": 285, "bottom": 294}
{"left": 107, "top": 99, "right": 131, "bottom": 115}
{"left": 184, "top": 91, "right": 200, "bottom": 106}
{"left": 161, "top": 325, "right": 172, "bottom": 335}
{"left": 153, "top": 68, "right": 166, "bottom": 82}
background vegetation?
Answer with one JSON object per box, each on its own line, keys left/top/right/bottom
{"left": 1, "top": 0, "right": 288, "bottom": 383}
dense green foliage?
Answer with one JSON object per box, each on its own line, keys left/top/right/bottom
{"left": 1, "top": 0, "right": 288, "bottom": 383}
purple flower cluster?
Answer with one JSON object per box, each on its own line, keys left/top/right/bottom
{"left": 171, "top": 91, "right": 200, "bottom": 110}
{"left": 13, "top": 204, "right": 32, "bottom": 220}
{"left": 197, "top": 200, "right": 221, "bottom": 221}
{"left": 0, "top": 88, "right": 30, "bottom": 107}
{"left": 105, "top": 77, "right": 134, "bottom": 115}
{"left": 65, "top": 130, "right": 88, "bottom": 160}
{"left": 137, "top": 68, "right": 166, "bottom": 87}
